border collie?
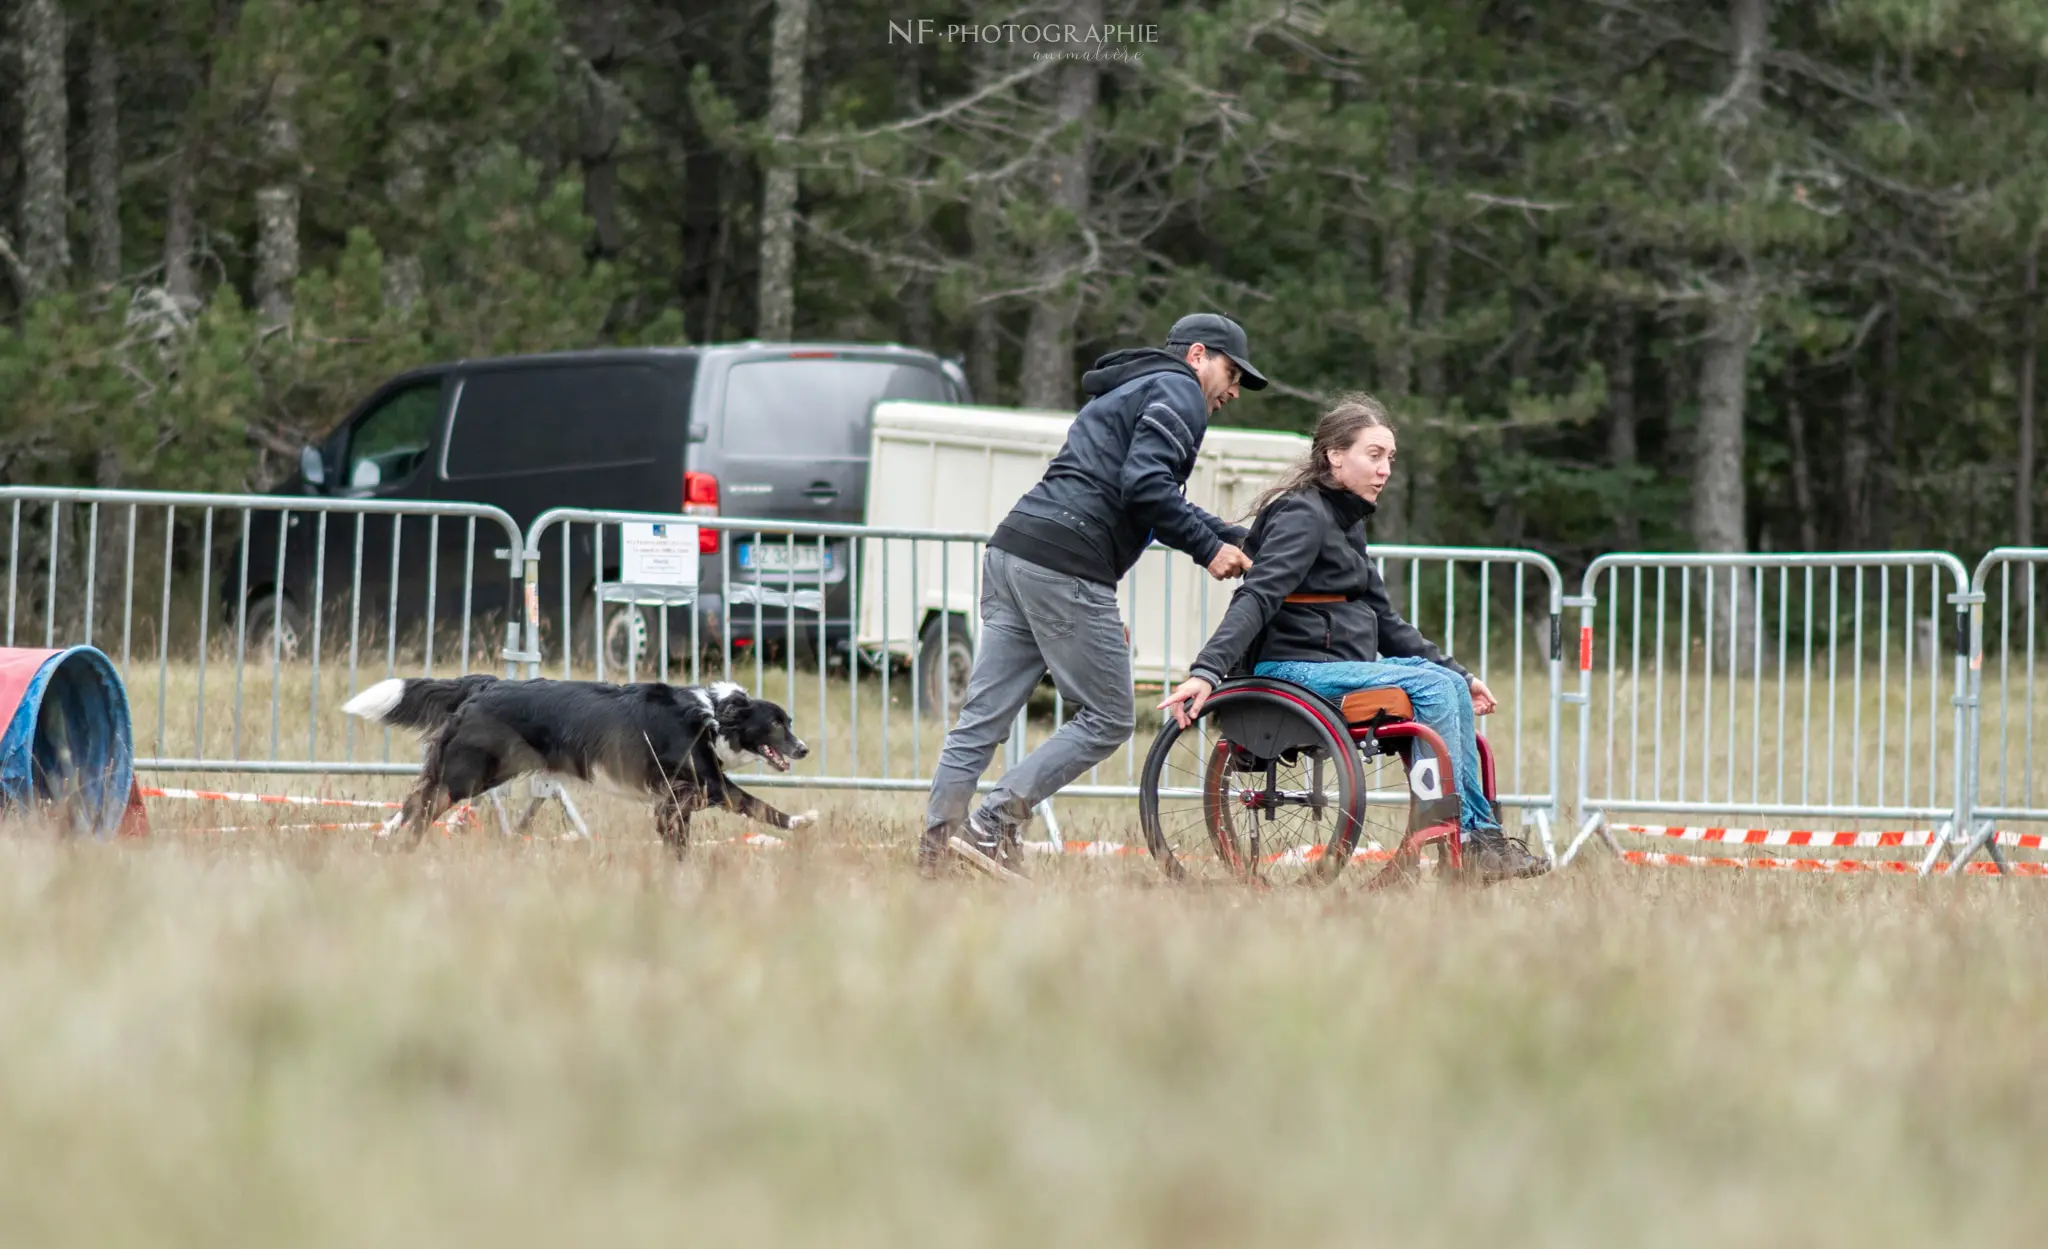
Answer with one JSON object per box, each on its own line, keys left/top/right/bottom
{"left": 342, "top": 675, "right": 816, "bottom": 855}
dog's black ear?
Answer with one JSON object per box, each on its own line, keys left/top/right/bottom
{"left": 712, "top": 688, "right": 753, "bottom": 729}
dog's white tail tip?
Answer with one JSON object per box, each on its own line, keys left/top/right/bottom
{"left": 343, "top": 678, "right": 406, "bottom": 722}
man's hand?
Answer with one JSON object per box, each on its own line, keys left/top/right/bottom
{"left": 1207, "top": 544, "right": 1253, "bottom": 580}
{"left": 1469, "top": 677, "right": 1497, "bottom": 717}
{"left": 1159, "top": 676, "right": 1215, "bottom": 729}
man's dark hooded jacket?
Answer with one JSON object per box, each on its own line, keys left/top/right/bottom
{"left": 989, "top": 348, "right": 1245, "bottom": 586}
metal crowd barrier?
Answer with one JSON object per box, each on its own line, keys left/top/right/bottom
{"left": 517, "top": 507, "right": 996, "bottom": 805}
{"left": 0, "top": 486, "right": 524, "bottom": 777}
{"left": 1948, "top": 548, "right": 2048, "bottom": 874}
{"left": 0, "top": 485, "right": 1585, "bottom": 864}
{"left": 1561, "top": 552, "right": 1976, "bottom": 874}
{"left": 515, "top": 509, "right": 1569, "bottom": 852}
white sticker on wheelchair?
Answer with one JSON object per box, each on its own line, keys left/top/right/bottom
{"left": 1409, "top": 756, "right": 1443, "bottom": 801}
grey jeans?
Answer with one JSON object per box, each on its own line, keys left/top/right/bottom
{"left": 924, "top": 547, "right": 1136, "bottom": 834}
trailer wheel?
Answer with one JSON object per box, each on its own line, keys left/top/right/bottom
{"left": 916, "top": 615, "right": 973, "bottom": 720}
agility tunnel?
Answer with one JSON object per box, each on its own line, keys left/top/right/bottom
{"left": 0, "top": 646, "right": 142, "bottom": 837}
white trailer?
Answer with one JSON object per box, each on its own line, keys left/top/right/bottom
{"left": 857, "top": 400, "right": 1308, "bottom": 706}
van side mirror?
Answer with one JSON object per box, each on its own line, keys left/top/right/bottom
{"left": 300, "top": 444, "right": 327, "bottom": 487}
{"left": 688, "top": 422, "right": 710, "bottom": 444}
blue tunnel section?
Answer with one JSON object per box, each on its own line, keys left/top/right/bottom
{"left": 0, "top": 647, "right": 135, "bottom": 837}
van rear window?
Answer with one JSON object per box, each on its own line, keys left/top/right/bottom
{"left": 444, "top": 364, "right": 666, "bottom": 479}
{"left": 721, "top": 359, "right": 951, "bottom": 457}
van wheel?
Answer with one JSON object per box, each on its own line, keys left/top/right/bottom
{"left": 916, "top": 617, "right": 973, "bottom": 719}
{"left": 577, "top": 593, "right": 662, "bottom": 679}
{"left": 243, "top": 592, "right": 308, "bottom": 662}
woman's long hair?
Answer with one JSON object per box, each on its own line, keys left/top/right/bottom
{"left": 1246, "top": 393, "right": 1395, "bottom": 519}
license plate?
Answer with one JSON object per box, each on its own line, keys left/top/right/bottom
{"left": 736, "top": 542, "right": 832, "bottom": 574}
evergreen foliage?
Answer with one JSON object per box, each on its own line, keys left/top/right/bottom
{"left": 2, "top": 0, "right": 2042, "bottom": 570}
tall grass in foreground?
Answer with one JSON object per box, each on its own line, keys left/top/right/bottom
{"left": 0, "top": 815, "right": 2041, "bottom": 1247}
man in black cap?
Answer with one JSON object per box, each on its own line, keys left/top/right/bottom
{"left": 921, "top": 313, "right": 1268, "bottom": 873}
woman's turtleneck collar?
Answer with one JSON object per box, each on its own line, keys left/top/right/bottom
{"left": 1317, "top": 483, "right": 1376, "bottom": 528}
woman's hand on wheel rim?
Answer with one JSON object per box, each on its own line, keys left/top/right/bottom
{"left": 1469, "top": 676, "right": 1497, "bottom": 716}
{"left": 1159, "top": 677, "right": 1214, "bottom": 729}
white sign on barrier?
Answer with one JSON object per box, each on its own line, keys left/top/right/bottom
{"left": 616, "top": 522, "right": 699, "bottom": 602}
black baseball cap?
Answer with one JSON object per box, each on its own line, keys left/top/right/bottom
{"left": 1165, "top": 313, "right": 1268, "bottom": 390}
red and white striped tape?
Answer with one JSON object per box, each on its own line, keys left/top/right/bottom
{"left": 189, "top": 822, "right": 387, "bottom": 834}
{"left": 1024, "top": 840, "right": 1144, "bottom": 858}
{"left": 138, "top": 786, "right": 479, "bottom": 833}
{"left": 140, "top": 786, "right": 403, "bottom": 811}
{"left": 1612, "top": 824, "right": 2048, "bottom": 851}
{"left": 703, "top": 832, "right": 786, "bottom": 848}
{"left": 1622, "top": 850, "right": 2048, "bottom": 877}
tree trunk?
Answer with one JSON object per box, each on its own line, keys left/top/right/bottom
{"left": 1690, "top": 0, "right": 1768, "bottom": 556}
{"left": 255, "top": 68, "right": 301, "bottom": 331}
{"left": 971, "top": 300, "right": 1000, "bottom": 404}
{"left": 18, "top": 0, "right": 70, "bottom": 296}
{"left": 1018, "top": 0, "right": 1103, "bottom": 411}
{"left": 1784, "top": 360, "right": 1818, "bottom": 550}
{"left": 1379, "top": 114, "right": 1417, "bottom": 401}
{"left": 895, "top": 43, "right": 933, "bottom": 350}
{"left": 1510, "top": 293, "right": 1538, "bottom": 390}
{"left": 970, "top": 180, "right": 1002, "bottom": 403}
{"left": 1841, "top": 368, "right": 1871, "bottom": 549}
{"left": 164, "top": 127, "right": 201, "bottom": 309}
{"left": 1416, "top": 230, "right": 1449, "bottom": 405}
{"left": 1872, "top": 292, "right": 1899, "bottom": 547}
{"left": 1373, "top": 110, "right": 1417, "bottom": 542}
{"left": 1408, "top": 228, "right": 1450, "bottom": 541}
{"left": 1693, "top": 288, "right": 1754, "bottom": 554}
{"left": 1609, "top": 309, "right": 1641, "bottom": 547}
{"left": 382, "top": 43, "right": 429, "bottom": 316}
{"left": 87, "top": 24, "right": 121, "bottom": 289}
{"left": 756, "top": 0, "right": 810, "bottom": 341}
{"left": 573, "top": 1, "right": 626, "bottom": 262}
{"left": 2019, "top": 241, "right": 2038, "bottom": 546}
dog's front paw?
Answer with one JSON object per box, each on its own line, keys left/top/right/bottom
{"left": 787, "top": 809, "right": 819, "bottom": 830}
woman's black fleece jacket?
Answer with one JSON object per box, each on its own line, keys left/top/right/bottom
{"left": 1187, "top": 485, "right": 1471, "bottom": 687}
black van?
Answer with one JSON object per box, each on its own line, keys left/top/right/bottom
{"left": 231, "top": 342, "right": 968, "bottom": 668}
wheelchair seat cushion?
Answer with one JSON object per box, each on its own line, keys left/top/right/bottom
{"left": 1340, "top": 688, "right": 1414, "bottom": 724}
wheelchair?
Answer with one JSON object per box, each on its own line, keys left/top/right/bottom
{"left": 1136, "top": 676, "right": 1497, "bottom": 888}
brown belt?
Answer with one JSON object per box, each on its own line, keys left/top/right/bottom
{"left": 1284, "top": 593, "right": 1347, "bottom": 605}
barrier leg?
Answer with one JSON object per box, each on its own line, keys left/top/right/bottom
{"left": 1917, "top": 819, "right": 1955, "bottom": 876}
{"left": 1947, "top": 820, "right": 2010, "bottom": 877}
{"left": 548, "top": 780, "right": 592, "bottom": 841}
{"left": 1034, "top": 799, "right": 1063, "bottom": 853}
{"left": 488, "top": 788, "right": 517, "bottom": 838}
{"left": 1558, "top": 809, "right": 1613, "bottom": 867}
{"left": 1943, "top": 819, "right": 2006, "bottom": 877}
{"left": 1530, "top": 809, "right": 1556, "bottom": 864}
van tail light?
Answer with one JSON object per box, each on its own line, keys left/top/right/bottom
{"left": 685, "top": 470, "right": 720, "bottom": 553}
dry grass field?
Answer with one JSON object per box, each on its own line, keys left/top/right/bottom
{"left": 2, "top": 792, "right": 2046, "bottom": 1247}
{"left": 5, "top": 636, "right": 2048, "bottom": 1245}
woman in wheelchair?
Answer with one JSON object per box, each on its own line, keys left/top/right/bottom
{"left": 1159, "top": 395, "right": 1549, "bottom": 882}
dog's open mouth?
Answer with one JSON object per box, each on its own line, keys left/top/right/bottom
{"left": 757, "top": 744, "right": 793, "bottom": 772}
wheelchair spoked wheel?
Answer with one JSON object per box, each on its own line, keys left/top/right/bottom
{"left": 1137, "top": 687, "right": 1367, "bottom": 886}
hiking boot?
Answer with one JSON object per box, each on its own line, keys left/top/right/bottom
{"left": 966, "top": 807, "right": 1028, "bottom": 876}
{"left": 917, "top": 823, "right": 954, "bottom": 878}
{"left": 1456, "top": 828, "right": 1551, "bottom": 886}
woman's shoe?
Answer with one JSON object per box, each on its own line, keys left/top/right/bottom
{"left": 1456, "top": 828, "right": 1551, "bottom": 885}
